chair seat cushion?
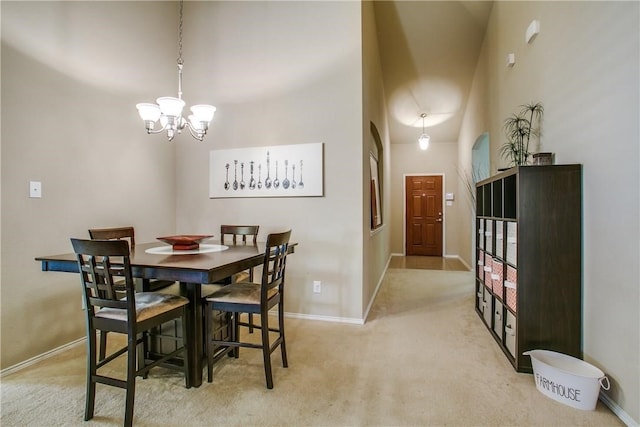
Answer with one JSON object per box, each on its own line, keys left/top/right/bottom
{"left": 96, "top": 292, "right": 189, "bottom": 322}
{"left": 232, "top": 271, "right": 250, "bottom": 283}
{"left": 201, "top": 284, "right": 225, "bottom": 298}
{"left": 205, "top": 282, "right": 277, "bottom": 305}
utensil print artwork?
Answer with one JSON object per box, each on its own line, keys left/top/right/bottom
{"left": 298, "top": 160, "right": 304, "bottom": 189}
{"left": 273, "top": 160, "right": 280, "bottom": 189}
{"left": 283, "top": 160, "right": 290, "bottom": 189}
{"left": 249, "top": 161, "right": 256, "bottom": 189}
{"left": 210, "top": 142, "right": 323, "bottom": 198}
{"left": 265, "top": 151, "right": 272, "bottom": 189}
{"left": 233, "top": 160, "right": 239, "bottom": 190}
{"left": 291, "top": 164, "right": 296, "bottom": 189}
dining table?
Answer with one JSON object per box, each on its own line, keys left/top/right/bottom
{"left": 35, "top": 239, "right": 296, "bottom": 387}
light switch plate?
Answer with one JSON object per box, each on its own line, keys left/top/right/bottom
{"left": 30, "top": 181, "right": 42, "bottom": 198}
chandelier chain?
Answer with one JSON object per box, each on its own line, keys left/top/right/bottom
{"left": 177, "top": 0, "right": 184, "bottom": 65}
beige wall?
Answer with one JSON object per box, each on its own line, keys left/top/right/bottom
{"left": 173, "top": 1, "right": 366, "bottom": 321}
{"left": 362, "top": 1, "right": 392, "bottom": 316}
{"left": 459, "top": 1, "right": 639, "bottom": 422}
{"left": 1, "top": 1, "right": 178, "bottom": 369}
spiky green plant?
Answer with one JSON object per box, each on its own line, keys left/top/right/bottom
{"left": 499, "top": 102, "right": 544, "bottom": 166}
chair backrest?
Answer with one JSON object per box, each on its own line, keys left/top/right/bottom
{"left": 220, "top": 225, "right": 259, "bottom": 246}
{"left": 260, "top": 230, "right": 291, "bottom": 299}
{"left": 88, "top": 226, "right": 136, "bottom": 248}
{"left": 71, "top": 238, "right": 135, "bottom": 319}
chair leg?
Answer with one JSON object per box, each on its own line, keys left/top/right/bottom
{"left": 248, "top": 268, "right": 255, "bottom": 334}
{"left": 124, "top": 335, "right": 137, "bottom": 427}
{"left": 205, "top": 302, "right": 214, "bottom": 383}
{"left": 181, "top": 307, "right": 192, "bottom": 389}
{"left": 140, "top": 331, "right": 149, "bottom": 379}
{"left": 279, "top": 303, "right": 288, "bottom": 368}
{"left": 225, "top": 312, "right": 234, "bottom": 358}
{"left": 261, "top": 312, "right": 274, "bottom": 389}
{"left": 99, "top": 331, "right": 107, "bottom": 361}
{"left": 85, "top": 329, "right": 97, "bottom": 421}
{"left": 233, "top": 312, "right": 240, "bottom": 358}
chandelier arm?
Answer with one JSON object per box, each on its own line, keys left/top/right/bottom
{"left": 146, "top": 127, "right": 168, "bottom": 135}
{"left": 184, "top": 121, "right": 205, "bottom": 141}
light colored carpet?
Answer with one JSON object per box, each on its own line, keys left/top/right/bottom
{"left": 1, "top": 268, "right": 623, "bottom": 426}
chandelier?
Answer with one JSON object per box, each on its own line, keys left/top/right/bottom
{"left": 418, "top": 113, "right": 430, "bottom": 150}
{"left": 136, "top": 0, "right": 216, "bottom": 141}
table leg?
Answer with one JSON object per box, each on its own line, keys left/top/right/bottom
{"left": 182, "top": 282, "right": 203, "bottom": 387}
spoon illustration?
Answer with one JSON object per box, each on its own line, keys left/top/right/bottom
{"left": 257, "top": 164, "right": 263, "bottom": 189}
{"left": 240, "top": 162, "right": 245, "bottom": 190}
{"left": 265, "top": 151, "right": 272, "bottom": 189}
{"left": 298, "top": 160, "right": 304, "bottom": 189}
{"left": 291, "top": 164, "right": 296, "bottom": 189}
{"left": 283, "top": 160, "right": 290, "bottom": 189}
{"left": 224, "top": 163, "right": 230, "bottom": 190}
{"left": 249, "top": 161, "right": 256, "bottom": 189}
{"left": 273, "top": 160, "right": 280, "bottom": 189}
{"left": 233, "top": 160, "right": 238, "bottom": 190}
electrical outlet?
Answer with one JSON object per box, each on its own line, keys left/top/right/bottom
{"left": 313, "top": 280, "right": 321, "bottom": 293}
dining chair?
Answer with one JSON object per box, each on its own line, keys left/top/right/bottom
{"left": 220, "top": 225, "right": 259, "bottom": 283}
{"left": 70, "top": 238, "right": 191, "bottom": 427}
{"left": 216, "top": 225, "right": 260, "bottom": 332}
{"left": 88, "top": 226, "right": 175, "bottom": 291}
{"left": 88, "top": 226, "right": 176, "bottom": 360}
{"left": 204, "top": 230, "right": 291, "bottom": 389}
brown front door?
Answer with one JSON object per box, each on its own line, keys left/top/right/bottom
{"left": 405, "top": 175, "right": 443, "bottom": 256}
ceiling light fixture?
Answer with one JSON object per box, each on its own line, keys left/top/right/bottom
{"left": 136, "top": 0, "right": 216, "bottom": 142}
{"left": 418, "top": 113, "right": 430, "bottom": 150}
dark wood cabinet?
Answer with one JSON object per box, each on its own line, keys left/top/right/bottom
{"left": 475, "top": 165, "right": 582, "bottom": 373}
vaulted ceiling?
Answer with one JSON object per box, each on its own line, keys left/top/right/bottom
{"left": 373, "top": 1, "right": 493, "bottom": 145}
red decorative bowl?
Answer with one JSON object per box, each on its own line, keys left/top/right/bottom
{"left": 157, "top": 235, "right": 213, "bottom": 251}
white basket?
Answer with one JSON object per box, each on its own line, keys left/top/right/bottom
{"left": 523, "top": 350, "right": 610, "bottom": 410}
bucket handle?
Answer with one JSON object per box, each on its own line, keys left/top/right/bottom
{"left": 599, "top": 376, "right": 610, "bottom": 390}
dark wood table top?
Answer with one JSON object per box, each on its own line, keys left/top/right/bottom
{"left": 36, "top": 241, "right": 294, "bottom": 284}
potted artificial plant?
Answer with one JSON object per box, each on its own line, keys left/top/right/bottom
{"left": 499, "top": 102, "right": 544, "bottom": 167}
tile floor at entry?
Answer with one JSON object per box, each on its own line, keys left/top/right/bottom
{"left": 389, "top": 256, "right": 468, "bottom": 272}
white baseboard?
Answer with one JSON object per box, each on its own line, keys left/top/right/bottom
{"left": 1, "top": 337, "right": 85, "bottom": 378}
{"left": 445, "top": 254, "right": 472, "bottom": 271}
{"left": 600, "top": 392, "right": 639, "bottom": 427}
{"left": 362, "top": 253, "right": 392, "bottom": 322}
{"left": 284, "top": 311, "right": 364, "bottom": 325}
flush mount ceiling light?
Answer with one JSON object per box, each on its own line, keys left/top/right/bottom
{"left": 418, "top": 113, "right": 430, "bottom": 150}
{"left": 136, "top": 0, "right": 216, "bottom": 142}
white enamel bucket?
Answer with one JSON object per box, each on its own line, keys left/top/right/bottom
{"left": 523, "top": 350, "right": 610, "bottom": 410}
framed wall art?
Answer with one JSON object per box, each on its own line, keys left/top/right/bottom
{"left": 209, "top": 142, "right": 324, "bottom": 198}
